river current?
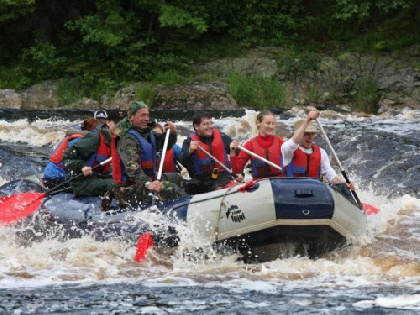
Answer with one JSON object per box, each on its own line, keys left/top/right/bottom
{"left": 0, "top": 108, "right": 418, "bottom": 314}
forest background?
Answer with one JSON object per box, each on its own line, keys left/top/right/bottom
{"left": 0, "top": 0, "right": 418, "bottom": 113}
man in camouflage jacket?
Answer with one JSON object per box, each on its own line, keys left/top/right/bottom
{"left": 113, "top": 101, "right": 186, "bottom": 208}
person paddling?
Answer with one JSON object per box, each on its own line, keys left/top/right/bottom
{"left": 282, "top": 110, "right": 356, "bottom": 199}
{"left": 42, "top": 117, "right": 103, "bottom": 188}
{"left": 230, "top": 109, "right": 284, "bottom": 180}
{"left": 111, "top": 101, "right": 186, "bottom": 209}
{"left": 62, "top": 109, "right": 124, "bottom": 197}
{"left": 178, "top": 111, "right": 235, "bottom": 194}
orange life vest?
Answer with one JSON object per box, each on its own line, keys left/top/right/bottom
{"left": 191, "top": 130, "right": 230, "bottom": 177}
{"left": 85, "top": 131, "right": 111, "bottom": 174}
{"left": 157, "top": 148, "right": 176, "bottom": 173}
{"left": 49, "top": 134, "right": 83, "bottom": 167}
{"left": 249, "top": 136, "right": 283, "bottom": 179}
{"left": 111, "top": 135, "right": 124, "bottom": 183}
{"left": 285, "top": 145, "right": 321, "bottom": 178}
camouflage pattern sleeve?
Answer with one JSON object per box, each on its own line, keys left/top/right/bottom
{"left": 117, "top": 133, "right": 150, "bottom": 186}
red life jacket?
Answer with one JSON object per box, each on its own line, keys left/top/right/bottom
{"left": 111, "top": 135, "right": 125, "bottom": 184}
{"left": 285, "top": 145, "right": 321, "bottom": 178}
{"left": 49, "top": 134, "right": 83, "bottom": 167}
{"left": 191, "top": 130, "right": 230, "bottom": 177}
{"left": 157, "top": 148, "right": 176, "bottom": 174}
{"left": 249, "top": 136, "right": 283, "bottom": 179}
{"left": 112, "top": 130, "right": 157, "bottom": 184}
{"left": 85, "top": 131, "right": 111, "bottom": 174}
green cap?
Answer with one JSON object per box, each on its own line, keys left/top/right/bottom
{"left": 129, "top": 101, "right": 147, "bottom": 115}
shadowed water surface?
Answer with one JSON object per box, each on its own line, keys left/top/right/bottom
{"left": 1, "top": 282, "right": 418, "bottom": 314}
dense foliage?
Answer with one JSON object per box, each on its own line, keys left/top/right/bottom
{"left": 0, "top": 0, "right": 418, "bottom": 101}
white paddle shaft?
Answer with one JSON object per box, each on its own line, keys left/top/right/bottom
{"left": 238, "top": 145, "right": 282, "bottom": 172}
{"left": 197, "top": 145, "right": 233, "bottom": 174}
{"left": 315, "top": 119, "right": 344, "bottom": 171}
{"left": 157, "top": 129, "right": 171, "bottom": 181}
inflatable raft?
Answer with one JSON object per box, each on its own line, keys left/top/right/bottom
{"left": 1, "top": 177, "right": 366, "bottom": 260}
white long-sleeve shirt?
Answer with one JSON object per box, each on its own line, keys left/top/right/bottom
{"left": 281, "top": 138, "right": 337, "bottom": 183}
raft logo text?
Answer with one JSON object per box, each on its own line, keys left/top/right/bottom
{"left": 225, "top": 204, "right": 246, "bottom": 223}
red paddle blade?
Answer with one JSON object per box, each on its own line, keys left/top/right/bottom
{"left": 134, "top": 231, "right": 154, "bottom": 262}
{"left": 239, "top": 181, "right": 255, "bottom": 193}
{"left": 0, "top": 192, "right": 46, "bottom": 225}
{"left": 362, "top": 203, "right": 380, "bottom": 215}
{"left": 216, "top": 180, "right": 237, "bottom": 190}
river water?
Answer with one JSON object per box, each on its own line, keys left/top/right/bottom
{"left": 0, "top": 108, "right": 419, "bottom": 314}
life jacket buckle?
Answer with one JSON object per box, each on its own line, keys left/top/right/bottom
{"left": 211, "top": 168, "right": 219, "bottom": 179}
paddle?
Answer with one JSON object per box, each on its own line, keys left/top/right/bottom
{"left": 315, "top": 119, "right": 379, "bottom": 215}
{"left": 0, "top": 157, "right": 112, "bottom": 226}
{"left": 134, "top": 231, "right": 154, "bottom": 262}
{"left": 149, "top": 128, "right": 171, "bottom": 204}
{"left": 157, "top": 128, "right": 171, "bottom": 181}
{"left": 134, "top": 142, "right": 239, "bottom": 262}
{"left": 197, "top": 145, "right": 237, "bottom": 180}
{"left": 237, "top": 145, "right": 283, "bottom": 172}
{"left": 29, "top": 163, "right": 47, "bottom": 189}
{"left": 135, "top": 128, "right": 170, "bottom": 261}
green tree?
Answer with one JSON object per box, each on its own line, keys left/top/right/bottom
{"left": 334, "top": 0, "right": 413, "bottom": 22}
{"left": 0, "top": 0, "right": 418, "bottom": 98}
{"left": 333, "top": 0, "right": 418, "bottom": 51}
{"left": 0, "top": 0, "right": 35, "bottom": 22}
{"left": 0, "top": 0, "right": 35, "bottom": 62}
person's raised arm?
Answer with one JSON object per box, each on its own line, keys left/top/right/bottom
{"left": 292, "top": 110, "right": 320, "bottom": 144}
{"left": 165, "top": 121, "right": 177, "bottom": 132}
{"left": 178, "top": 137, "right": 194, "bottom": 166}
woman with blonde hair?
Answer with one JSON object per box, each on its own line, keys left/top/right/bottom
{"left": 230, "top": 109, "right": 284, "bottom": 180}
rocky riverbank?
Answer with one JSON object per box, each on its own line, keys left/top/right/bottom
{"left": 1, "top": 47, "right": 418, "bottom": 114}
